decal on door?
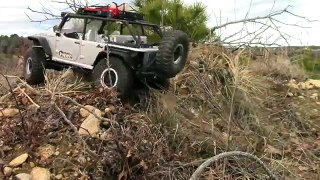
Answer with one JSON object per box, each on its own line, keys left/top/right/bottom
{"left": 58, "top": 51, "right": 73, "bottom": 59}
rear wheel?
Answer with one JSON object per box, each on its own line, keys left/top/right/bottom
{"left": 92, "top": 56, "right": 133, "bottom": 97}
{"left": 23, "top": 47, "right": 46, "bottom": 85}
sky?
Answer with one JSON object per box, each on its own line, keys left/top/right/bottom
{"left": 0, "top": 0, "right": 319, "bottom": 46}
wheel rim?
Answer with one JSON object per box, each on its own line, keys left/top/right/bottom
{"left": 100, "top": 68, "right": 118, "bottom": 89}
{"left": 26, "top": 57, "right": 32, "bottom": 75}
{"left": 173, "top": 44, "right": 184, "bottom": 65}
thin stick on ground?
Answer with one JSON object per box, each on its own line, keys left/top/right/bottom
{"left": 4, "top": 75, "right": 41, "bottom": 95}
{"left": 189, "top": 151, "right": 278, "bottom": 180}
{"left": 58, "top": 94, "right": 115, "bottom": 123}
{"left": 0, "top": 73, "right": 28, "bottom": 136}
{"left": 52, "top": 102, "right": 98, "bottom": 158}
{"left": 18, "top": 87, "right": 40, "bottom": 109}
{"left": 0, "top": 87, "right": 19, "bottom": 102}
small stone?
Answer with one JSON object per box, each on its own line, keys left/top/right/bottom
{"left": 298, "top": 96, "right": 305, "bottom": 100}
{"left": 38, "top": 144, "right": 55, "bottom": 160}
{"left": 311, "top": 93, "right": 318, "bottom": 100}
{"left": 298, "top": 82, "right": 306, "bottom": 90}
{"left": 13, "top": 167, "right": 21, "bottom": 173}
{"left": 30, "top": 162, "right": 35, "bottom": 168}
{"left": 54, "top": 151, "right": 60, "bottom": 156}
{"left": 104, "top": 107, "right": 112, "bottom": 113}
{"left": 15, "top": 173, "right": 31, "bottom": 180}
{"left": 55, "top": 174, "right": 63, "bottom": 180}
{"left": 105, "top": 106, "right": 116, "bottom": 113}
{"left": 316, "top": 102, "right": 320, "bottom": 105}
{"left": 287, "top": 92, "right": 294, "bottom": 97}
{"left": 30, "top": 167, "right": 50, "bottom": 180}
{"left": 99, "top": 132, "right": 112, "bottom": 140}
{"left": 307, "top": 79, "right": 320, "bottom": 88}
{"left": 4, "top": 167, "right": 13, "bottom": 176}
{"left": 312, "top": 109, "right": 318, "bottom": 113}
{"left": 77, "top": 156, "right": 86, "bottom": 164}
{"left": 9, "top": 153, "right": 28, "bottom": 167}
{"left": 78, "top": 114, "right": 101, "bottom": 136}
{"left": 80, "top": 105, "right": 102, "bottom": 118}
{"left": 66, "top": 151, "right": 71, "bottom": 155}
{"left": 102, "top": 121, "right": 110, "bottom": 127}
{"left": 0, "top": 108, "right": 19, "bottom": 117}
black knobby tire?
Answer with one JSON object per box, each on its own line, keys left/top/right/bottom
{"left": 23, "top": 47, "right": 46, "bottom": 85}
{"left": 92, "top": 56, "right": 133, "bottom": 97}
{"left": 155, "top": 30, "right": 189, "bottom": 78}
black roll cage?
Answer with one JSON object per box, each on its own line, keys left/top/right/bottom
{"left": 57, "top": 13, "right": 163, "bottom": 48}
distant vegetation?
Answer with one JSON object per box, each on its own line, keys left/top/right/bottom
{"left": 0, "top": 34, "right": 31, "bottom": 56}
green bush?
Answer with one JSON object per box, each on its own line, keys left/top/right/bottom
{"left": 295, "top": 48, "right": 320, "bottom": 78}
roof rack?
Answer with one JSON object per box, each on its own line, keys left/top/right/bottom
{"left": 76, "top": 2, "right": 144, "bottom": 21}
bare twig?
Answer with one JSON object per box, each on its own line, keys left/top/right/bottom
{"left": 0, "top": 87, "right": 19, "bottom": 102}
{"left": 189, "top": 151, "right": 278, "bottom": 180}
{"left": 57, "top": 94, "right": 114, "bottom": 123}
{"left": 4, "top": 75, "right": 41, "bottom": 95}
{"left": 18, "top": 87, "right": 40, "bottom": 109}
{"left": 52, "top": 102, "right": 98, "bottom": 158}
{"left": 213, "top": 6, "right": 311, "bottom": 31}
{"left": 211, "top": 4, "right": 317, "bottom": 47}
{"left": 0, "top": 73, "right": 29, "bottom": 138}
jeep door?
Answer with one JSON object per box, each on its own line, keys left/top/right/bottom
{"left": 55, "top": 17, "right": 85, "bottom": 63}
{"left": 80, "top": 19, "right": 106, "bottom": 65}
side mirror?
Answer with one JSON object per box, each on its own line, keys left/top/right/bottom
{"left": 53, "top": 26, "right": 61, "bottom": 36}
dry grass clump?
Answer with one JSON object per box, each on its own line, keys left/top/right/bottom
{"left": 44, "top": 69, "right": 91, "bottom": 94}
{"left": 250, "top": 50, "right": 307, "bottom": 81}
{"left": 145, "top": 45, "right": 320, "bottom": 179}
{"left": 144, "top": 45, "right": 281, "bottom": 179}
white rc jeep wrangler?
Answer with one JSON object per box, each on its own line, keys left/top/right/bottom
{"left": 24, "top": 4, "right": 189, "bottom": 97}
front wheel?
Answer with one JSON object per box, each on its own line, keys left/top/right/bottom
{"left": 23, "top": 47, "right": 46, "bottom": 85}
{"left": 92, "top": 56, "right": 133, "bottom": 97}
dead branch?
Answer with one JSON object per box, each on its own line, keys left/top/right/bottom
{"left": 52, "top": 102, "right": 98, "bottom": 158}
{"left": 26, "top": 0, "right": 86, "bottom": 22}
{"left": 4, "top": 75, "right": 41, "bottom": 95}
{"left": 58, "top": 94, "right": 115, "bottom": 124}
{"left": 0, "top": 73, "right": 29, "bottom": 139}
{"left": 0, "top": 76, "right": 41, "bottom": 102}
{"left": 0, "top": 87, "right": 19, "bottom": 102}
{"left": 212, "top": 5, "right": 314, "bottom": 31}
{"left": 211, "top": 5, "right": 317, "bottom": 47}
{"left": 189, "top": 151, "right": 278, "bottom": 180}
{"left": 18, "top": 87, "right": 40, "bottom": 109}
